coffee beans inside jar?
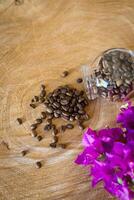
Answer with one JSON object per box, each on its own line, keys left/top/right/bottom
{"left": 85, "top": 48, "right": 134, "bottom": 101}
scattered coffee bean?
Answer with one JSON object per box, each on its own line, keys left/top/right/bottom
{"left": 66, "top": 124, "right": 74, "bottom": 129}
{"left": 40, "top": 112, "right": 46, "bottom": 119}
{"left": 21, "top": 150, "right": 28, "bottom": 156}
{"left": 50, "top": 142, "right": 57, "bottom": 148}
{"left": 34, "top": 96, "right": 39, "bottom": 102}
{"left": 41, "top": 84, "right": 45, "bottom": 90}
{"left": 31, "top": 130, "right": 37, "bottom": 137}
{"left": 61, "top": 71, "right": 69, "bottom": 77}
{"left": 30, "top": 124, "right": 37, "bottom": 130}
{"left": 35, "top": 161, "right": 42, "bottom": 169}
{"left": 44, "top": 124, "right": 51, "bottom": 131}
{"left": 52, "top": 128, "right": 58, "bottom": 136}
{"left": 40, "top": 90, "right": 46, "bottom": 98}
{"left": 16, "top": 118, "right": 23, "bottom": 125}
{"left": 77, "top": 78, "right": 83, "bottom": 83}
{"left": 52, "top": 136, "right": 58, "bottom": 143}
{"left": 37, "top": 135, "right": 43, "bottom": 141}
{"left": 30, "top": 103, "right": 36, "bottom": 109}
{"left": 35, "top": 118, "right": 42, "bottom": 124}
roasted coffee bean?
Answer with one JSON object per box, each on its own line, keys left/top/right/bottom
{"left": 78, "top": 124, "right": 85, "bottom": 130}
{"left": 52, "top": 128, "right": 58, "bottom": 136}
{"left": 46, "top": 107, "right": 53, "bottom": 114}
{"left": 66, "top": 124, "right": 74, "bottom": 129}
{"left": 50, "top": 142, "right": 57, "bottom": 148}
{"left": 30, "top": 103, "right": 36, "bottom": 109}
{"left": 77, "top": 78, "right": 83, "bottom": 83}
{"left": 60, "top": 99, "right": 69, "bottom": 105}
{"left": 66, "top": 92, "right": 73, "bottom": 97}
{"left": 78, "top": 97, "right": 85, "bottom": 103}
{"left": 44, "top": 124, "right": 51, "bottom": 131}
{"left": 53, "top": 102, "right": 60, "bottom": 108}
{"left": 75, "top": 114, "right": 81, "bottom": 120}
{"left": 81, "top": 114, "right": 89, "bottom": 121}
{"left": 30, "top": 124, "right": 37, "bottom": 130}
{"left": 41, "top": 84, "right": 45, "bottom": 90}
{"left": 37, "top": 135, "right": 43, "bottom": 141}
{"left": 61, "top": 71, "right": 69, "bottom": 77}
{"left": 39, "top": 97, "right": 45, "bottom": 103}
{"left": 41, "top": 112, "right": 46, "bottom": 119}
{"left": 35, "top": 161, "right": 42, "bottom": 169}
{"left": 34, "top": 96, "right": 39, "bottom": 102}
{"left": 62, "top": 106, "right": 68, "bottom": 112}
{"left": 51, "top": 124, "right": 56, "bottom": 130}
{"left": 31, "top": 130, "right": 37, "bottom": 137}
{"left": 78, "top": 110, "right": 86, "bottom": 115}
{"left": 55, "top": 109, "right": 62, "bottom": 115}
{"left": 16, "top": 118, "right": 23, "bottom": 125}
{"left": 68, "top": 108, "right": 73, "bottom": 113}
{"left": 52, "top": 136, "right": 58, "bottom": 143}
{"left": 77, "top": 103, "right": 83, "bottom": 110}
{"left": 35, "top": 118, "right": 42, "bottom": 124}
{"left": 61, "top": 125, "right": 66, "bottom": 132}
{"left": 62, "top": 111, "right": 70, "bottom": 117}
{"left": 54, "top": 112, "right": 60, "bottom": 118}
{"left": 21, "top": 150, "right": 28, "bottom": 156}
{"left": 69, "top": 116, "right": 75, "bottom": 121}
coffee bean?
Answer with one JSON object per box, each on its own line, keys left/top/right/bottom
{"left": 61, "top": 71, "right": 69, "bottom": 77}
{"left": 30, "top": 124, "right": 37, "bottom": 130}
{"left": 46, "top": 107, "right": 53, "bottom": 114}
{"left": 52, "top": 136, "right": 58, "bottom": 143}
{"left": 79, "top": 124, "right": 85, "bottom": 130}
{"left": 78, "top": 110, "right": 86, "bottom": 115}
{"left": 62, "top": 111, "right": 70, "bottom": 117}
{"left": 35, "top": 161, "right": 42, "bottom": 169}
{"left": 50, "top": 142, "right": 57, "bottom": 148}
{"left": 60, "top": 99, "right": 69, "bottom": 105}
{"left": 44, "top": 124, "right": 51, "bottom": 131}
{"left": 55, "top": 109, "right": 62, "bottom": 115}
{"left": 52, "top": 128, "right": 58, "bottom": 136}
{"left": 77, "top": 78, "right": 83, "bottom": 83}
{"left": 31, "top": 130, "right": 37, "bottom": 137}
{"left": 37, "top": 135, "right": 43, "bottom": 141}
{"left": 41, "top": 84, "right": 45, "bottom": 90}
{"left": 39, "top": 97, "right": 45, "bottom": 103}
{"left": 68, "top": 108, "right": 73, "bottom": 113}
{"left": 54, "top": 112, "right": 60, "bottom": 118}
{"left": 61, "top": 106, "right": 68, "bottom": 112}
{"left": 66, "top": 124, "right": 74, "bottom": 129}
{"left": 40, "top": 112, "right": 46, "bottom": 119}
{"left": 30, "top": 103, "right": 36, "bottom": 109}
{"left": 78, "top": 97, "right": 85, "bottom": 103}
{"left": 16, "top": 118, "right": 23, "bottom": 125}
{"left": 21, "top": 150, "right": 28, "bottom": 156}
{"left": 69, "top": 116, "right": 75, "bottom": 121}
{"left": 62, "top": 115, "right": 70, "bottom": 121}
{"left": 34, "top": 96, "right": 39, "bottom": 102}
{"left": 53, "top": 102, "right": 60, "bottom": 108}
{"left": 35, "top": 118, "right": 42, "bottom": 124}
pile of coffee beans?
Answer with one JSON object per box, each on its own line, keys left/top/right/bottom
{"left": 90, "top": 49, "right": 134, "bottom": 101}
{"left": 28, "top": 85, "right": 89, "bottom": 149}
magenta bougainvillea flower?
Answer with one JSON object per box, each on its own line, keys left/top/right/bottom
{"left": 75, "top": 103, "right": 134, "bottom": 200}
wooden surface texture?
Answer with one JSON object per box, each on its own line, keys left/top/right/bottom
{"left": 0, "top": 0, "right": 134, "bottom": 199}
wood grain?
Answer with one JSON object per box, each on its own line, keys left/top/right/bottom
{"left": 0, "top": 0, "right": 134, "bottom": 199}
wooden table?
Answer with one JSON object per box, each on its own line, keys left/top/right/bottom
{"left": 0, "top": 0, "right": 134, "bottom": 199}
